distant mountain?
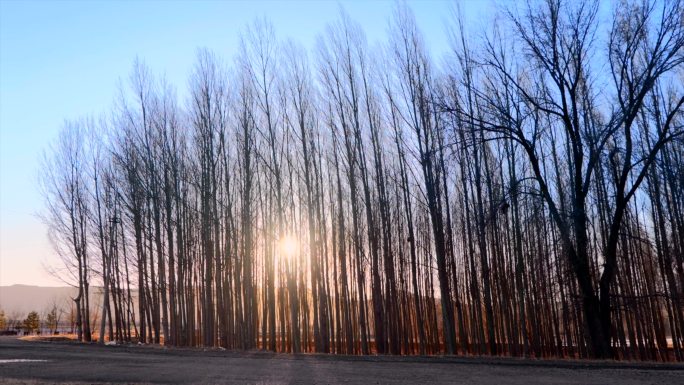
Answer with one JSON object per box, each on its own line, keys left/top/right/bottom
{"left": 0, "top": 285, "right": 79, "bottom": 318}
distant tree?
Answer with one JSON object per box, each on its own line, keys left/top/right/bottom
{"left": 23, "top": 312, "right": 40, "bottom": 334}
{"left": 46, "top": 305, "right": 60, "bottom": 335}
{"left": 68, "top": 302, "right": 77, "bottom": 334}
{"left": 0, "top": 310, "right": 6, "bottom": 330}
{"left": 9, "top": 311, "right": 22, "bottom": 332}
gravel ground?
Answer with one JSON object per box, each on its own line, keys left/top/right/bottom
{"left": 0, "top": 336, "right": 682, "bottom": 384}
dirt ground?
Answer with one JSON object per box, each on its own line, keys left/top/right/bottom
{"left": 0, "top": 336, "right": 682, "bottom": 384}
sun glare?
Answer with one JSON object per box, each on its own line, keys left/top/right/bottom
{"left": 278, "top": 235, "right": 298, "bottom": 260}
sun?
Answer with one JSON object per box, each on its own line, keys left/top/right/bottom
{"left": 278, "top": 235, "right": 299, "bottom": 260}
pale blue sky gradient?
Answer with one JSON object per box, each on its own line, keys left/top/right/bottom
{"left": 0, "top": 0, "right": 487, "bottom": 286}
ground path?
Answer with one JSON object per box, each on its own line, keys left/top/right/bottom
{"left": 1, "top": 336, "right": 682, "bottom": 384}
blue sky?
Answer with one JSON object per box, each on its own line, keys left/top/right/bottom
{"left": 0, "top": 0, "right": 487, "bottom": 286}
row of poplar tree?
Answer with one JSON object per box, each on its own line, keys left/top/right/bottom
{"left": 42, "top": 0, "right": 684, "bottom": 360}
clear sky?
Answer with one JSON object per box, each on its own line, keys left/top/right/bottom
{"left": 0, "top": 0, "right": 488, "bottom": 286}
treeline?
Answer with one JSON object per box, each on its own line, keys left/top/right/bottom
{"left": 0, "top": 308, "right": 62, "bottom": 336}
{"left": 41, "top": 0, "right": 684, "bottom": 360}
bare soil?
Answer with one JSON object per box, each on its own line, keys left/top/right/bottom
{"left": 0, "top": 336, "right": 682, "bottom": 384}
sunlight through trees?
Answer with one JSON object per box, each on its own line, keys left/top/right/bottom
{"left": 40, "top": 0, "right": 683, "bottom": 361}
